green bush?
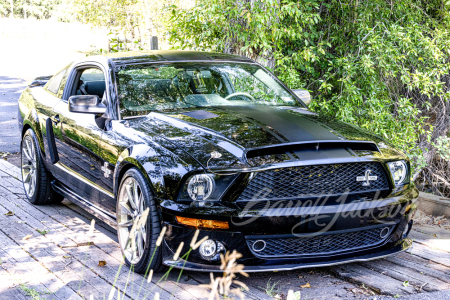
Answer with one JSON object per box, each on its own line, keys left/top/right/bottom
{"left": 168, "top": 0, "right": 450, "bottom": 183}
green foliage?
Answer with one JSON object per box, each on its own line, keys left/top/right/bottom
{"left": 0, "top": 0, "right": 73, "bottom": 21}
{"left": 258, "top": 278, "right": 281, "bottom": 297}
{"left": 36, "top": 228, "right": 49, "bottom": 235}
{"left": 71, "top": 0, "right": 180, "bottom": 51}
{"left": 433, "top": 136, "right": 450, "bottom": 161}
{"left": 19, "top": 284, "right": 50, "bottom": 300}
{"left": 168, "top": 0, "right": 450, "bottom": 174}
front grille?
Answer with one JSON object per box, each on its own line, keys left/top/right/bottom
{"left": 246, "top": 225, "right": 395, "bottom": 258}
{"left": 236, "top": 162, "right": 389, "bottom": 207}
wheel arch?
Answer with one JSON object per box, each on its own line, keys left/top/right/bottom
{"left": 113, "top": 146, "right": 165, "bottom": 200}
{"left": 22, "top": 115, "right": 45, "bottom": 157}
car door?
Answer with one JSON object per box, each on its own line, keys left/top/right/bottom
{"left": 32, "top": 65, "right": 71, "bottom": 171}
{"left": 51, "top": 64, "right": 115, "bottom": 215}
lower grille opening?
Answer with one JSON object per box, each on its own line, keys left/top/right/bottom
{"left": 246, "top": 225, "right": 395, "bottom": 258}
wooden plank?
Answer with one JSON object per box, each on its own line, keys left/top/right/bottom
{"left": 386, "top": 253, "right": 450, "bottom": 284}
{"left": 412, "top": 225, "right": 450, "bottom": 239}
{"left": 407, "top": 243, "right": 450, "bottom": 268}
{"left": 410, "top": 230, "right": 450, "bottom": 253}
{"left": 330, "top": 263, "right": 414, "bottom": 296}
{"left": 0, "top": 200, "right": 127, "bottom": 300}
{"left": 189, "top": 271, "right": 272, "bottom": 300}
{"left": 64, "top": 245, "right": 198, "bottom": 300}
{"left": 0, "top": 177, "right": 121, "bottom": 257}
{"left": 0, "top": 264, "right": 29, "bottom": 300}
{"left": 361, "top": 259, "right": 450, "bottom": 292}
{"left": 0, "top": 160, "right": 21, "bottom": 179}
{"left": 0, "top": 231, "right": 79, "bottom": 300}
{"left": 0, "top": 162, "right": 208, "bottom": 299}
{"left": 0, "top": 192, "right": 78, "bottom": 248}
{"left": 0, "top": 220, "right": 101, "bottom": 299}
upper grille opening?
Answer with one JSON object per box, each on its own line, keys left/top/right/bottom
{"left": 236, "top": 162, "right": 390, "bottom": 207}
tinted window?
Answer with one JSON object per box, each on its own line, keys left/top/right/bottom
{"left": 73, "top": 68, "right": 106, "bottom": 98}
{"left": 46, "top": 70, "right": 65, "bottom": 94}
{"left": 116, "top": 62, "right": 299, "bottom": 118}
{"left": 56, "top": 63, "right": 73, "bottom": 99}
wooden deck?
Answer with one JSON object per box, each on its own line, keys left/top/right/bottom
{"left": 0, "top": 159, "right": 449, "bottom": 299}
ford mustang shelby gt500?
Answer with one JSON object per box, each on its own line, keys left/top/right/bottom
{"left": 18, "top": 50, "right": 418, "bottom": 273}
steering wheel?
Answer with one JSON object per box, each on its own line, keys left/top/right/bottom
{"left": 224, "top": 92, "right": 256, "bottom": 101}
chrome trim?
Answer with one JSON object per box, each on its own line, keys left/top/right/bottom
{"left": 54, "top": 163, "right": 115, "bottom": 198}
{"left": 380, "top": 227, "right": 390, "bottom": 238}
{"left": 252, "top": 240, "right": 266, "bottom": 252}
{"left": 213, "top": 157, "right": 395, "bottom": 174}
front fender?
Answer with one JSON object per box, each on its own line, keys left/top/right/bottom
{"left": 113, "top": 143, "right": 200, "bottom": 201}
{"left": 19, "top": 89, "right": 45, "bottom": 156}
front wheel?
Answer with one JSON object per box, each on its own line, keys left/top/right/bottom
{"left": 116, "top": 168, "right": 164, "bottom": 273}
{"left": 21, "top": 128, "right": 63, "bottom": 205}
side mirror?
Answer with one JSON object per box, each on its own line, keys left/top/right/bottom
{"left": 292, "top": 89, "right": 312, "bottom": 106}
{"left": 68, "top": 95, "right": 106, "bottom": 114}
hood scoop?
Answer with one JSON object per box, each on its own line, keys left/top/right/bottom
{"left": 181, "top": 110, "right": 219, "bottom": 120}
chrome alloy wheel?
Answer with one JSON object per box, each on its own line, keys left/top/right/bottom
{"left": 118, "top": 177, "right": 147, "bottom": 264}
{"left": 21, "top": 135, "right": 37, "bottom": 197}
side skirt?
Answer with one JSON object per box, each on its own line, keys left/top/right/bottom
{"left": 51, "top": 180, "right": 117, "bottom": 228}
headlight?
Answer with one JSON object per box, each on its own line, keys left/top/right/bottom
{"left": 187, "top": 174, "right": 215, "bottom": 201}
{"left": 388, "top": 161, "right": 409, "bottom": 185}
{"left": 178, "top": 173, "right": 238, "bottom": 203}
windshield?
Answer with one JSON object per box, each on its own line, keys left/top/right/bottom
{"left": 116, "top": 62, "right": 301, "bottom": 118}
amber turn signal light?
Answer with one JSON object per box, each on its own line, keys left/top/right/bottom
{"left": 176, "top": 216, "right": 229, "bottom": 229}
{"left": 405, "top": 204, "right": 412, "bottom": 213}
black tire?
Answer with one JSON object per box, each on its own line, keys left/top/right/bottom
{"left": 21, "top": 128, "right": 64, "bottom": 205}
{"left": 116, "top": 168, "right": 164, "bottom": 274}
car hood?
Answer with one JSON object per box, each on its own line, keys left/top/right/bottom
{"left": 130, "top": 105, "right": 405, "bottom": 169}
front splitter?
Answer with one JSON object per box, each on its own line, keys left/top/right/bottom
{"left": 163, "top": 238, "right": 412, "bottom": 273}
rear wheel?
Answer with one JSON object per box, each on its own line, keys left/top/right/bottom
{"left": 21, "top": 128, "right": 63, "bottom": 205}
{"left": 116, "top": 168, "right": 164, "bottom": 273}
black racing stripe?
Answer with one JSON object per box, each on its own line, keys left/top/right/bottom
{"left": 212, "top": 106, "right": 297, "bottom": 160}
{"left": 221, "top": 106, "right": 341, "bottom": 142}
{"left": 212, "top": 106, "right": 288, "bottom": 142}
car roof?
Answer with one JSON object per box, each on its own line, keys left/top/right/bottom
{"left": 102, "top": 50, "right": 255, "bottom": 66}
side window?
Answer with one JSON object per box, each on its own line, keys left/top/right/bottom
{"left": 46, "top": 70, "right": 65, "bottom": 94}
{"left": 70, "top": 68, "right": 106, "bottom": 99}
{"left": 56, "top": 63, "right": 73, "bottom": 99}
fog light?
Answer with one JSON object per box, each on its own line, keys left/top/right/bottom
{"left": 198, "top": 240, "right": 225, "bottom": 261}
{"left": 380, "top": 227, "right": 390, "bottom": 239}
{"left": 252, "top": 240, "right": 266, "bottom": 252}
{"left": 199, "top": 240, "right": 216, "bottom": 258}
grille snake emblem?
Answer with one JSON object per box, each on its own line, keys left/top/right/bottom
{"left": 356, "top": 169, "right": 378, "bottom": 186}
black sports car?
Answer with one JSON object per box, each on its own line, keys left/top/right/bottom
{"left": 18, "top": 50, "right": 418, "bottom": 273}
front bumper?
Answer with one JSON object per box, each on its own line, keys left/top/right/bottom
{"left": 163, "top": 238, "right": 413, "bottom": 272}
{"left": 159, "top": 183, "right": 418, "bottom": 272}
